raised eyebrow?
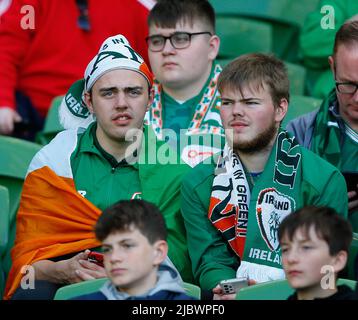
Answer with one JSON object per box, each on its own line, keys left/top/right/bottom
{"left": 240, "top": 97, "right": 261, "bottom": 102}
{"left": 99, "top": 87, "right": 117, "bottom": 93}
{"left": 221, "top": 97, "right": 235, "bottom": 102}
{"left": 125, "top": 86, "right": 144, "bottom": 91}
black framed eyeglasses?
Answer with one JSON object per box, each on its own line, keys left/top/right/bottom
{"left": 146, "top": 31, "right": 212, "bottom": 52}
{"left": 76, "top": 0, "right": 90, "bottom": 31}
{"left": 335, "top": 81, "right": 358, "bottom": 94}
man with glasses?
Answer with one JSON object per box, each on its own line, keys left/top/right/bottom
{"left": 145, "top": 0, "right": 224, "bottom": 167}
{"left": 287, "top": 18, "right": 358, "bottom": 232}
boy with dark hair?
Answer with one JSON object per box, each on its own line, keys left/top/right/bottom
{"left": 73, "top": 200, "right": 195, "bottom": 300}
{"left": 278, "top": 206, "right": 357, "bottom": 300}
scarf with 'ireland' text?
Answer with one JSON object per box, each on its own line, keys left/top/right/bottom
{"left": 208, "top": 130, "right": 304, "bottom": 280}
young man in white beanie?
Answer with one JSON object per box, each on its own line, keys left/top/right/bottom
{"left": 4, "top": 34, "right": 193, "bottom": 300}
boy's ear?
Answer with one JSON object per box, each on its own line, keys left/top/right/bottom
{"left": 84, "top": 91, "right": 95, "bottom": 114}
{"left": 332, "top": 250, "right": 348, "bottom": 273}
{"left": 152, "top": 240, "right": 168, "bottom": 266}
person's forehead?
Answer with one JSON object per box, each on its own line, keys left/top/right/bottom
{"left": 335, "top": 43, "right": 358, "bottom": 65}
{"left": 94, "top": 69, "right": 148, "bottom": 88}
{"left": 334, "top": 44, "right": 358, "bottom": 80}
{"left": 286, "top": 226, "right": 324, "bottom": 243}
{"left": 103, "top": 228, "right": 146, "bottom": 243}
{"left": 149, "top": 19, "right": 206, "bottom": 34}
{"left": 221, "top": 81, "right": 269, "bottom": 98}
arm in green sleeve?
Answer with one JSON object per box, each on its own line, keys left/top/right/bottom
{"left": 180, "top": 168, "right": 239, "bottom": 291}
{"left": 304, "top": 169, "right": 348, "bottom": 218}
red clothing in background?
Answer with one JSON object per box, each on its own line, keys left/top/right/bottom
{"left": 0, "top": 0, "right": 154, "bottom": 117}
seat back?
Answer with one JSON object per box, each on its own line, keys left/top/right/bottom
{"left": 283, "top": 95, "right": 322, "bottom": 128}
{"left": 347, "top": 233, "right": 358, "bottom": 280}
{"left": 0, "top": 136, "right": 41, "bottom": 277}
{"left": 54, "top": 278, "right": 201, "bottom": 300}
{"left": 36, "top": 95, "right": 64, "bottom": 145}
{"left": 236, "top": 279, "right": 293, "bottom": 300}
{"left": 54, "top": 278, "right": 107, "bottom": 300}
{"left": 236, "top": 278, "right": 357, "bottom": 300}
{"left": 210, "top": 0, "right": 301, "bottom": 62}
{"left": 216, "top": 16, "right": 273, "bottom": 58}
{"left": 286, "top": 62, "right": 307, "bottom": 95}
{"left": 0, "top": 185, "right": 9, "bottom": 299}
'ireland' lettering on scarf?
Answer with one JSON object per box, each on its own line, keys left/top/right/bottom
{"left": 264, "top": 194, "right": 290, "bottom": 210}
{"left": 248, "top": 247, "right": 282, "bottom": 265}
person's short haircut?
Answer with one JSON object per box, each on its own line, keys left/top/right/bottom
{"left": 217, "top": 53, "right": 290, "bottom": 108}
{"left": 278, "top": 206, "right": 352, "bottom": 256}
{"left": 148, "top": 0, "right": 216, "bottom": 33}
{"left": 333, "top": 19, "right": 358, "bottom": 56}
{"left": 95, "top": 200, "right": 167, "bottom": 244}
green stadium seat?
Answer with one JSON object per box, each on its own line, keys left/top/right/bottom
{"left": 54, "top": 278, "right": 201, "bottom": 300}
{"left": 210, "top": 0, "right": 320, "bottom": 28}
{"left": 0, "top": 185, "right": 9, "bottom": 299}
{"left": 236, "top": 278, "right": 357, "bottom": 300}
{"left": 347, "top": 233, "right": 358, "bottom": 280}
{"left": 216, "top": 16, "right": 273, "bottom": 59}
{"left": 282, "top": 95, "right": 322, "bottom": 129}
{"left": 236, "top": 279, "right": 293, "bottom": 300}
{"left": 0, "top": 136, "right": 41, "bottom": 278}
{"left": 36, "top": 95, "right": 64, "bottom": 145}
{"left": 210, "top": 0, "right": 307, "bottom": 62}
{"left": 285, "top": 62, "right": 307, "bottom": 96}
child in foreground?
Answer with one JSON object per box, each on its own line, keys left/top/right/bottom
{"left": 278, "top": 206, "right": 357, "bottom": 300}
{"left": 72, "top": 200, "right": 195, "bottom": 300}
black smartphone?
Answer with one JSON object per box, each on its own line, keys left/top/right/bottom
{"left": 342, "top": 171, "right": 358, "bottom": 193}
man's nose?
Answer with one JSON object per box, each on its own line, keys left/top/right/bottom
{"left": 162, "top": 38, "right": 175, "bottom": 54}
{"left": 231, "top": 102, "right": 245, "bottom": 116}
{"left": 115, "top": 92, "right": 128, "bottom": 109}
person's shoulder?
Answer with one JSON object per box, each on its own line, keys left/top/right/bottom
{"left": 146, "top": 290, "right": 197, "bottom": 301}
{"left": 70, "top": 291, "right": 107, "bottom": 300}
{"left": 300, "top": 146, "right": 341, "bottom": 175}
{"left": 299, "top": 146, "right": 346, "bottom": 199}
{"left": 286, "top": 110, "right": 319, "bottom": 146}
{"left": 182, "top": 154, "right": 218, "bottom": 189}
{"left": 28, "top": 128, "right": 82, "bottom": 174}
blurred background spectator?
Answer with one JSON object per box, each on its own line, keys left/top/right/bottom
{"left": 0, "top": 0, "right": 155, "bottom": 140}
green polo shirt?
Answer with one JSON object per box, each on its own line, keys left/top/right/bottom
{"left": 70, "top": 122, "right": 141, "bottom": 210}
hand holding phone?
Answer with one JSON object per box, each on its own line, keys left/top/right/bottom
{"left": 87, "top": 251, "right": 104, "bottom": 267}
{"left": 219, "top": 277, "right": 249, "bottom": 295}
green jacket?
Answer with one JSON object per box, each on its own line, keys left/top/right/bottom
{"left": 181, "top": 136, "right": 348, "bottom": 290}
{"left": 43, "top": 123, "right": 194, "bottom": 282}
